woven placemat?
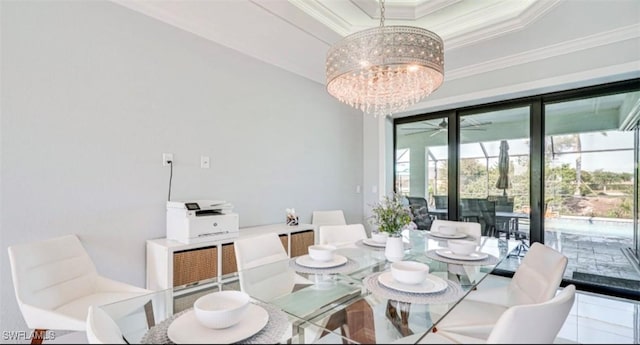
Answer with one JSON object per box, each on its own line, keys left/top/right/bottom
{"left": 364, "top": 272, "right": 464, "bottom": 304}
{"left": 425, "top": 249, "right": 499, "bottom": 266}
{"left": 288, "top": 257, "right": 358, "bottom": 274}
{"left": 140, "top": 302, "right": 288, "bottom": 344}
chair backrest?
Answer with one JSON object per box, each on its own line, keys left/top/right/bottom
{"left": 86, "top": 305, "right": 126, "bottom": 344}
{"left": 507, "top": 242, "right": 568, "bottom": 306}
{"left": 312, "top": 210, "right": 347, "bottom": 226}
{"left": 487, "top": 285, "right": 576, "bottom": 344}
{"left": 430, "top": 219, "right": 482, "bottom": 244}
{"left": 7, "top": 235, "right": 98, "bottom": 317}
{"left": 406, "top": 197, "right": 432, "bottom": 230}
{"left": 318, "top": 224, "right": 367, "bottom": 247}
{"left": 433, "top": 195, "right": 447, "bottom": 209}
{"left": 493, "top": 196, "right": 515, "bottom": 213}
{"left": 234, "top": 233, "right": 295, "bottom": 301}
{"left": 234, "top": 232, "right": 288, "bottom": 270}
{"left": 406, "top": 196, "right": 428, "bottom": 209}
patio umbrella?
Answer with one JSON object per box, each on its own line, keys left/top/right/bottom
{"left": 496, "top": 140, "right": 510, "bottom": 196}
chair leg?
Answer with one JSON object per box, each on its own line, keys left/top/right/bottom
{"left": 31, "top": 329, "right": 47, "bottom": 345}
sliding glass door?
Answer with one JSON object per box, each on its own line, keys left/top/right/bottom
{"left": 458, "top": 107, "right": 531, "bottom": 268}
{"left": 544, "top": 92, "right": 639, "bottom": 287}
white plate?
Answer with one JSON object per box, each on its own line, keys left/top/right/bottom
{"left": 428, "top": 231, "right": 467, "bottom": 239}
{"left": 377, "top": 271, "right": 448, "bottom": 294}
{"left": 363, "top": 238, "right": 387, "bottom": 247}
{"left": 295, "top": 254, "right": 348, "bottom": 268}
{"left": 435, "top": 249, "right": 489, "bottom": 261}
{"left": 167, "top": 303, "right": 269, "bottom": 344}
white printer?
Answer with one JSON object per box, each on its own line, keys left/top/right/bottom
{"left": 166, "top": 200, "right": 239, "bottom": 244}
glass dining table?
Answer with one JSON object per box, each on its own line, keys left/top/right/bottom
{"left": 100, "top": 232, "right": 519, "bottom": 344}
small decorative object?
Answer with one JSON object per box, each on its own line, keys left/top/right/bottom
{"left": 369, "top": 194, "right": 413, "bottom": 262}
{"left": 285, "top": 208, "right": 299, "bottom": 226}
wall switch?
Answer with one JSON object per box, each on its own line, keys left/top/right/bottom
{"left": 372, "top": 185, "right": 378, "bottom": 194}
{"left": 201, "top": 155, "right": 210, "bottom": 168}
{"left": 162, "top": 153, "right": 173, "bottom": 166}
{"left": 356, "top": 185, "right": 361, "bottom": 193}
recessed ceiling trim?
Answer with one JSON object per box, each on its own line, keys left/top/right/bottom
{"left": 415, "top": 0, "right": 463, "bottom": 19}
{"left": 400, "top": 61, "right": 640, "bottom": 117}
{"left": 445, "top": 0, "right": 560, "bottom": 49}
{"left": 289, "top": 0, "right": 352, "bottom": 36}
{"left": 447, "top": 23, "right": 640, "bottom": 81}
{"left": 350, "top": 0, "right": 419, "bottom": 20}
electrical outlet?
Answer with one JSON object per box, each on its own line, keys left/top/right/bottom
{"left": 162, "top": 153, "right": 173, "bottom": 166}
{"left": 201, "top": 155, "right": 210, "bottom": 169}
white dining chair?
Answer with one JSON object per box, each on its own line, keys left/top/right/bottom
{"left": 432, "top": 242, "right": 568, "bottom": 339}
{"left": 234, "top": 232, "right": 311, "bottom": 301}
{"left": 413, "top": 285, "right": 576, "bottom": 344}
{"left": 430, "top": 219, "right": 482, "bottom": 279}
{"left": 7, "top": 235, "right": 151, "bottom": 344}
{"left": 86, "top": 306, "right": 126, "bottom": 344}
{"left": 430, "top": 219, "right": 481, "bottom": 244}
{"left": 312, "top": 210, "right": 347, "bottom": 227}
{"left": 318, "top": 224, "right": 368, "bottom": 247}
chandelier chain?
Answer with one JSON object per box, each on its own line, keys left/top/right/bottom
{"left": 379, "top": 0, "right": 385, "bottom": 27}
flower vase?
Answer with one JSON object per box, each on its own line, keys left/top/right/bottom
{"left": 385, "top": 236, "right": 405, "bottom": 262}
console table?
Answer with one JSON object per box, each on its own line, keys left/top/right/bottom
{"left": 146, "top": 223, "right": 315, "bottom": 290}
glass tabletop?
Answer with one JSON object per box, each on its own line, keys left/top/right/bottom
{"left": 99, "top": 234, "right": 518, "bottom": 344}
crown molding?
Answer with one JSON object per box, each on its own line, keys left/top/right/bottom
{"left": 447, "top": 23, "right": 640, "bottom": 81}
{"left": 290, "top": 0, "right": 352, "bottom": 36}
{"left": 443, "top": 0, "right": 561, "bottom": 49}
{"left": 398, "top": 61, "right": 640, "bottom": 117}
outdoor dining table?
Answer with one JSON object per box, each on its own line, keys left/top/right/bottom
{"left": 99, "top": 233, "right": 519, "bottom": 344}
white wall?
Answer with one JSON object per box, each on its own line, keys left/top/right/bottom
{"left": 0, "top": 1, "right": 363, "bottom": 338}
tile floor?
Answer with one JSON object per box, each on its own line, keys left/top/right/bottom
{"left": 480, "top": 275, "right": 640, "bottom": 344}
{"left": 497, "top": 230, "right": 640, "bottom": 290}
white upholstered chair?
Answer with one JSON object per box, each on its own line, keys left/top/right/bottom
{"left": 430, "top": 219, "right": 482, "bottom": 244}
{"left": 234, "top": 232, "right": 311, "bottom": 301}
{"left": 312, "top": 210, "right": 347, "bottom": 227}
{"left": 432, "top": 242, "right": 568, "bottom": 339}
{"left": 7, "top": 235, "right": 150, "bottom": 344}
{"left": 430, "top": 219, "right": 482, "bottom": 278}
{"left": 86, "top": 306, "right": 126, "bottom": 344}
{"left": 414, "top": 285, "right": 576, "bottom": 344}
{"left": 318, "top": 224, "right": 368, "bottom": 247}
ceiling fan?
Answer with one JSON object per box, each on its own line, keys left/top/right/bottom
{"left": 401, "top": 118, "right": 492, "bottom": 136}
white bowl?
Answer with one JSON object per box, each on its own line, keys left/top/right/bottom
{"left": 391, "top": 261, "right": 430, "bottom": 285}
{"left": 438, "top": 226, "right": 457, "bottom": 235}
{"left": 308, "top": 244, "right": 336, "bottom": 262}
{"left": 447, "top": 239, "right": 477, "bottom": 256}
{"left": 371, "top": 232, "right": 389, "bottom": 244}
{"left": 194, "top": 291, "right": 250, "bottom": 329}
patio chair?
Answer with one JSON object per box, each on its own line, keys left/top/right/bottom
{"left": 478, "top": 199, "right": 497, "bottom": 237}
{"left": 406, "top": 196, "right": 434, "bottom": 230}
{"left": 434, "top": 195, "right": 447, "bottom": 210}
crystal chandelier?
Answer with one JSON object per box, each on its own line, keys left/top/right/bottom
{"left": 325, "top": 0, "right": 444, "bottom": 117}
